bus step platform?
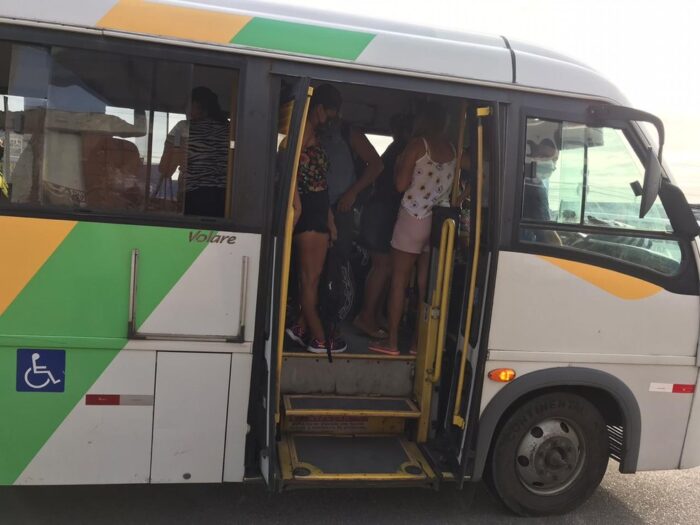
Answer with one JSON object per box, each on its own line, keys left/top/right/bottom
{"left": 284, "top": 394, "right": 420, "bottom": 418}
{"left": 279, "top": 434, "right": 436, "bottom": 486}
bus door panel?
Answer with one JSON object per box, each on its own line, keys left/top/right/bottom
{"left": 151, "top": 352, "right": 230, "bottom": 483}
{"left": 435, "top": 106, "right": 494, "bottom": 484}
{"left": 264, "top": 76, "right": 312, "bottom": 488}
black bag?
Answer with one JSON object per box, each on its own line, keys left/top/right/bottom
{"left": 318, "top": 244, "right": 355, "bottom": 362}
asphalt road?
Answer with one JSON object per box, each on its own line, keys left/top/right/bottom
{"left": 1, "top": 464, "right": 698, "bottom": 524}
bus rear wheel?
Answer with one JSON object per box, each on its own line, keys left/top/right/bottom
{"left": 487, "top": 392, "right": 609, "bottom": 516}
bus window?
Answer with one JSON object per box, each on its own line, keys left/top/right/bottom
{"left": 0, "top": 41, "right": 239, "bottom": 220}
{"left": 521, "top": 117, "right": 682, "bottom": 275}
{"left": 0, "top": 43, "right": 50, "bottom": 206}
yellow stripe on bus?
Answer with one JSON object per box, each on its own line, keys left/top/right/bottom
{"left": 98, "top": 0, "right": 252, "bottom": 44}
{"left": 0, "top": 217, "right": 77, "bottom": 316}
{"left": 540, "top": 256, "right": 662, "bottom": 300}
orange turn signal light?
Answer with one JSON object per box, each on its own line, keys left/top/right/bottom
{"left": 488, "top": 368, "right": 516, "bottom": 383}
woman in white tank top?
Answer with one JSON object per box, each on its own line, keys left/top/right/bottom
{"left": 369, "top": 102, "right": 456, "bottom": 356}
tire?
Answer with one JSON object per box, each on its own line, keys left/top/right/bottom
{"left": 486, "top": 392, "right": 609, "bottom": 516}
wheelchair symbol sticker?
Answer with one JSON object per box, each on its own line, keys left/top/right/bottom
{"left": 17, "top": 349, "right": 65, "bottom": 392}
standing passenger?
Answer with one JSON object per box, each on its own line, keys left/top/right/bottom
{"left": 159, "top": 86, "right": 229, "bottom": 217}
{"left": 369, "top": 102, "right": 455, "bottom": 355}
{"left": 285, "top": 88, "right": 346, "bottom": 354}
{"left": 314, "top": 84, "right": 383, "bottom": 346}
{"left": 354, "top": 114, "right": 412, "bottom": 338}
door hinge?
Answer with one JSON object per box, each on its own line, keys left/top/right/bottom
{"left": 430, "top": 307, "right": 441, "bottom": 319}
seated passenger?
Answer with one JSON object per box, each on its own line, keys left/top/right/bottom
{"left": 354, "top": 113, "right": 412, "bottom": 338}
{"left": 522, "top": 138, "right": 562, "bottom": 244}
{"left": 285, "top": 87, "right": 347, "bottom": 354}
{"left": 369, "top": 102, "right": 456, "bottom": 356}
{"left": 159, "top": 86, "right": 229, "bottom": 217}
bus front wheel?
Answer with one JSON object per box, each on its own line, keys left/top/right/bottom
{"left": 486, "top": 392, "right": 609, "bottom": 516}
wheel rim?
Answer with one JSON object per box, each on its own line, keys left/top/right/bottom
{"left": 515, "top": 417, "right": 585, "bottom": 496}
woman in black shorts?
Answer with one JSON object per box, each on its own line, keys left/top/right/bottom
{"left": 286, "top": 88, "right": 345, "bottom": 354}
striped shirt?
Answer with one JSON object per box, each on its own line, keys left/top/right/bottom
{"left": 167, "top": 118, "right": 229, "bottom": 191}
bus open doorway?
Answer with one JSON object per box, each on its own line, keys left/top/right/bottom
{"left": 269, "top": 77, "right": 493, "bottom": 489}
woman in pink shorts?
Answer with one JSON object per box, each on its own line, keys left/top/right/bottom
{"left": 370, "top": 102, "right": 455, "bottom": 355}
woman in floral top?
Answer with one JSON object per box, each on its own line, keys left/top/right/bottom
{"left": 286, "top": 87, "right": 345, "bottom": 355}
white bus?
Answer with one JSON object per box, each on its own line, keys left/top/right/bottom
{"left": 0, "top": 0, "right": 698, "bottom": 516}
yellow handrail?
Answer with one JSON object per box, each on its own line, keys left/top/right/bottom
{"left": 452, "top": 106, "right": 490, "bottom": 428}
{"left": 274, "top": 86, "right": 313, "bottom": 423}
{"left": 450, "top": 102, "right": 468, "bottom": 207}
{"left": 429, "top": 218, "right": 455, "bottom": 383}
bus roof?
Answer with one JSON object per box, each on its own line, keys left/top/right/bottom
{"left": 0, "top": 0, "right": 627, "bottom": 103}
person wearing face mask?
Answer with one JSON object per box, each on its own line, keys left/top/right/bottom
{"left": 314, "top": 84, "right": 383, "bottom": 346}
{"left": 285, "top": 87, "right": 346, "bottom": 354}
{"left": 536, "top": 138, "right": 558, "bottom": 189}
{"left": 522, "top": 138, "right": 562, "bottom": 244}
{"left": 316, "top": 84, "right": 384, "bottom": 259}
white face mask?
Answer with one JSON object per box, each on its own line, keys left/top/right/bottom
{"left": 535, "top": 159, "right": 556, "bottom": 180}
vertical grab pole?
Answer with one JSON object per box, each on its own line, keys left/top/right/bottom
{"left": 428, "top": 219, "right": 456, "bottom": 383}
{"left": 451, "top": 101, "right": 468, "bottom": 207}
{"left": 274, "top": 87, "right": 313, "bottom": 423}
{"left": 453, "top": 107, "right": 490, "bottom": 429}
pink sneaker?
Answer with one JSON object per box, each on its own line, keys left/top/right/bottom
{"left": 285, "top": 324, "right": 308, "bottom": 347}
{"left": 368, "top": 340, "right": 400, "bottom": 356}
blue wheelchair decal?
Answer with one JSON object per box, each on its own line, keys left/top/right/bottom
{"left": 17, "top": 349, "right": 66, "bottom": 392}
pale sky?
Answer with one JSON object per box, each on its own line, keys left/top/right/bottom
{"left": 273, "top": 0, "right": 700, "bottom": 201}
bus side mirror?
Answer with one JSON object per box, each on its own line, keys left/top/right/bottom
{"left": 640, "top": 147, "right": 662, "bottom": 218}
{"left": 659, "top": 180, "right": 700, "bottom": 238}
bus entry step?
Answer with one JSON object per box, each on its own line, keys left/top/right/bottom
{"left": 283, "top": 394, "right": 420, "bottom": 418}
{"left": 279, "top": 434, "right": 436, "bottom": 484}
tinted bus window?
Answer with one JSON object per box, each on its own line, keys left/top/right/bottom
{"left": 0, "top": 41, "right": 239, "bottom": 220}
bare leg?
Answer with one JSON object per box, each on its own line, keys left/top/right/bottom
{"left": 355, "top": 251, "right": 391, "bottom": 336}
{"left": 410, "top": 250, "right": 431, "bottom": 353}
{"left": 294, "top": 231, "right": 329, "bottom": 342}
{"left": 385, "top": 248, "right": 418, "bottom": 349}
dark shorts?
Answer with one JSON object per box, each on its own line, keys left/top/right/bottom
{"left": 360, "top": 198, "right": 400, "bottom": 253}
{"left": 295, "top": 190, "right": 329, "bottom": 235}
{"left": 184, "top": 187, "right": 226, "bottom": 217}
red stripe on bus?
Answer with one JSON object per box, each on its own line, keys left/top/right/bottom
{"left": 672, "top": 384, "right": 695, "bottom": 394}
{"left": 85, "top": 394, "right": 121, "bottom": 405}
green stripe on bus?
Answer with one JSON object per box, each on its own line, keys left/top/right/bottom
{"left": 231, "top": 17, "right": 375, "bottom": 60}
{"left": 0, "top": 221, "right": 208, "bottom": 484}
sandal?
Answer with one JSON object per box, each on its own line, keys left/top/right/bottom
{"left": 353, "top": 316, "right": 388, "bottom": 339}
{"left": 368, "top": 339, "right": 400, "bottom": 356}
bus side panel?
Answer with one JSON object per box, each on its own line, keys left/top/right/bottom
{"left": 479, "top": 361, "right": 697, "bottom": 471}
{"left": 0, "top": 216, "right": 257, "bottom": 485}
{"left": 488, "top": 252, "right": 699, "bottom": 359}
{"left": 16, "top": 350, "right": 155, "bottom": 485}
{"left": 680, "top": 371, "right": 700, "bottom": 468}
